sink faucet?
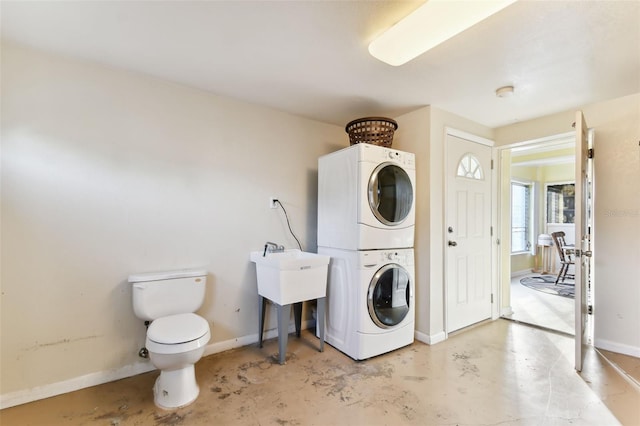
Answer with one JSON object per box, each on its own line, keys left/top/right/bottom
{"left": 263, "top": 242, "right": 285, "bottom": 256}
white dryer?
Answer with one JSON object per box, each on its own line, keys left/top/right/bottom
{"left": 318, "top": 247, "right": 415, "bottom": 360}
{"left": 318, "top": 143, "right": 415, "bottom": 250}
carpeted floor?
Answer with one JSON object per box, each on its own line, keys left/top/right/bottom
{"left": 520, "top": 275, "right": 575, "bottom": 298}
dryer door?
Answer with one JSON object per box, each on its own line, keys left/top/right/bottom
{"left": 368, "top": 163, "right": 414, "bottom": 226}
{"left": 367, "top": 264, "right": 411, "bottom": 329}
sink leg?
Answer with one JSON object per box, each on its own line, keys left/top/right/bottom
{"left": 276, "top": 303, "right": 291, "bottom": 365}
{"left": 293, "top": 302, "right": 302, "bottom": 338}
{"left": 317, "top": 297, "right": 325, "bottom": 352}
{"left": 258, "top": 296, "right": 267, "bottom": 348}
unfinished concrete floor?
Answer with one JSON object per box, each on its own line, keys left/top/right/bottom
{"left": 1, "top": 320, "right": 639, "bottom": 425}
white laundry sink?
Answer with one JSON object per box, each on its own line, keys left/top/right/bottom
{"left": 250, "top": 249, "right": 330, "bottom": 305}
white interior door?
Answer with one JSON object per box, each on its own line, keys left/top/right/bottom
{"left": 446, "top": 134, "right": 493, "bottom": 332}
{"left": 574, "top": 111, "right": 592, "bottom": 372}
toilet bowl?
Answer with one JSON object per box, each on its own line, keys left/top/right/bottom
{"left": 146, "top": 313, "right": 211, "bottom": 409}
{"left": 129, "top": 269, "right": 210, "bottom": 409}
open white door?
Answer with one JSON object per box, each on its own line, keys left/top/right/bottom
{"left": 574, "top": 111, "right": 592, "bottom": 372}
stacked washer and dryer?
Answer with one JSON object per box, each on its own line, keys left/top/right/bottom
{"left": 317, "top": 143, "right": 416, "bottom": 360}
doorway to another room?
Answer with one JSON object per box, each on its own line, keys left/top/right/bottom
{"left": 499, "top": 133, "right": 578, "bottom": 336}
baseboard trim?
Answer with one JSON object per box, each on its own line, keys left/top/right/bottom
{"left": 203, "top": 319, "right": 314, "bottom": 357}
{"left": 594, "top": 338, "right": 640, "bottom": 358}
{"left": 0, "top": 362, "right": 156, "bottom": 410}
{"left": 0, "top": 320, "right": 315, "bottom": 409}
{"left": 511, "top": 269, "right": 533, "bottom": 278}
{"left": 501, "top": 306, "right": 514, "bottom": 317}
{"left": 414, "top": 330, "right": 446, "bottom": 345}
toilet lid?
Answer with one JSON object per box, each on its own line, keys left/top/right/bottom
{"left": 147, "top": 313, "right": 209, "bottom": 344}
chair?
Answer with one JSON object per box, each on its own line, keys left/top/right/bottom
{"left": 551, "top": 231, "right": 575, "bottom": 285}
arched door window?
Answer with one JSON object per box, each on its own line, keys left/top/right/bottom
{"left": 457, "top": 153, "right": 484, "bottom": 180}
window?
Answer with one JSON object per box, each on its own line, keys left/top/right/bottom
{"left": 546, "top": 183, "right": 575, "bottom": 224}
{"left": 457, "top": 153, "right": 484, "bottom": 180}
{"left": 511, "top": 181, "right": 534, "bottom": 254}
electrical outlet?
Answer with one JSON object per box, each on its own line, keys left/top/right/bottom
{"left": 269, "top": 197, "right": 278, "bottom": 209}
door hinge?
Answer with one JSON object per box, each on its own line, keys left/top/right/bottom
{"left": 491, "top": 294, "right": 494, "bottom": 303}
{"left": 588, "top": 148, "right": 594, "bottom": 159}
{"left": 588, "top": 305, "right": 593, "bottom": 315}
{"left": 490, "top": 226, "right": 493, "bottom": 236}
{"left": 491, "top": 159, "right": 494, "bottom": 170}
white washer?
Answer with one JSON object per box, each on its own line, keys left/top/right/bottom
{"left": 318, "top": 247, "right": 415, "bottom": 360}
{"left": 318, "top": 143, "right": 416, "bottom": 250}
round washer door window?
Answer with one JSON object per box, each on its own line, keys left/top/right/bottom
{"left": 367, "top": 264, "right": 411, "bottom": 329}
{"left": 368, "top": 163, "right": 413, "bottom": 226}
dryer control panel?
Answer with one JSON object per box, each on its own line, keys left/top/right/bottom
{"left": 358, "top": 143, "right": 415, "bottom": 169}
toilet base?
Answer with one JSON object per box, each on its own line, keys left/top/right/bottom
{"left": 152, "top": 365, "right": 199, "bottom": 410}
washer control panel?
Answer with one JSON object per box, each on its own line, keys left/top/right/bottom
{"left": 359, "top": 249, "right": 414, "bottom": 268}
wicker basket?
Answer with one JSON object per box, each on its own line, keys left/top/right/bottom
{"left": 345, "top": 117, "right": 398, "bottom": 147}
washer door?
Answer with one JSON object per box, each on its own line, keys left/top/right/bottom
{"left": 368, "top": 163, "right": 414, "bottom": 226}
{"left": 367, "top": 264, "right": 411, "bottom": 329}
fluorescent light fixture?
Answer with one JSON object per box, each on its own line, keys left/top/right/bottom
{"left": 495, "top": 85, "right": 514, "bottom": 97}
{"left": 368, "top": 0, "right": 517, "bottom": 66}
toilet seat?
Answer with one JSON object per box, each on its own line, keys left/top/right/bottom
{"left": 146, "top": 313, "right": 210, "bottom": 355}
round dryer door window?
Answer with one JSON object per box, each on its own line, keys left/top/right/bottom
{"left": 368, "top": 163, "right": 413, "bottom": 226}
{"left": 367, "top": 264, "right": 411, "bottom": 328}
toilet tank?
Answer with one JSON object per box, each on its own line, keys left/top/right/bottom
{"left": 129, "top": 269, "right": 207, "bottom": 321}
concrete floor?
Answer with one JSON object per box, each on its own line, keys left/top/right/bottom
{"left": 1, "top": 320, "right": 639, "bottom": 426}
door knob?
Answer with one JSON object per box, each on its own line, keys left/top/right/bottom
{"left": 448, "top": 240, "right": 457, "bottom": 247}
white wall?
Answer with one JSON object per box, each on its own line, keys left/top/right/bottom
{"left": 495, "top": 93, "right": 640, "bottom": 357}
{"left": 3, "top": 39, "right": 637, "bottom": 408}
{"left": 585, "top": 95, "right": 640, "bottom": 356}
{"left": 0, "top": 42, "right": 345, "bottom": 404}
{"left": 393, "top": 107, "right": 431, "bottom": 338}
{"left": 395, "top": 107, "right": 494, "bottom": 342}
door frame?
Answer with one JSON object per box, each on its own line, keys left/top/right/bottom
{"left": 443, "top": 127, "right": 498, "bottom": 338}
{"left": 495, "top": 131, "right": 575, "bottom": 322}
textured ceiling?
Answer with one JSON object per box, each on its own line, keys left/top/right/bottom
{"left": 2, "top": 0, "right": 639, "bottom": 128}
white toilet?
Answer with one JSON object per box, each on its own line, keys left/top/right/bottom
{"left": 129, "top": 269, "right": 211, "bottom": 409}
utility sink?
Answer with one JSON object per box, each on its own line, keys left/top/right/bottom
{"left": 250, "top": 249, "right": 330, "bottom": 306}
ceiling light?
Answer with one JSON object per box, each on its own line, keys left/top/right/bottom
{"left": 368, "top": 0, "right": 517, "bottom": 66}
{"left": 496, "top": 85, "right": 514, "bottom": 97}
